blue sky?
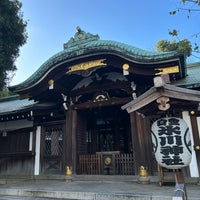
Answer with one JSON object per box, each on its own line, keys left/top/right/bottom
{"left": 12, "top": 0, "right": 200, "bottom": 85}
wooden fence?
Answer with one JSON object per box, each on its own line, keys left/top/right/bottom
{"left": 79, "top": 153, "right": 135, "bottom": 175}
{"left": 115, "top": 153, "right": 135, "bottom": 175}
{"left": 79, "top": 154, "right": 101, "bottom": 174}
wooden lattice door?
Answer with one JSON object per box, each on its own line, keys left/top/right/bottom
{"left": 43, "top": 125, "right": 63, "bottom": 174}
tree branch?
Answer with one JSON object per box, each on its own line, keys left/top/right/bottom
{"left": 178, "top": 7, "right": 200, "bottom": 12}
{"left": 183, "top": 0, "right": 200, "bottom": 3}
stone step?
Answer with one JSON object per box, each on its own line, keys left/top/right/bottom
{"left": 0, "top": 194, "right": 199, "bottom": 200}
{"left": 0, "top": 196, "right": 65, "bottom": 200}
{"left": 0, "top": 177, "right": 199, "bottom": 200}
{"left": 0, "top": 188, "right": 172, "bottom": 200}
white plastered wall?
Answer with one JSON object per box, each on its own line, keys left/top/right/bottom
{"left": 34, "top": 126, "right": 41, "bottom": 175}
{"left": 182, "top": 111, "right": 199, "bottom": 177}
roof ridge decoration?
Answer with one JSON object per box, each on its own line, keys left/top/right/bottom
{"left": 63, "top": 26, "right": 100, "bottom": 49}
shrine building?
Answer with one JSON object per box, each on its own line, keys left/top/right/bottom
{"left": 0, "top": 27, "right": 200, "bottom": 179}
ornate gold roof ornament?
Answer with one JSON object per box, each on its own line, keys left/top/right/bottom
{"left": 76, "top": 26, "right": 81, "bottom": 32}
{"left": 155, "top": 65, "right": 179, "bottom": 75}
{"left": 63, "top": 26, "right": 100, "bottom": 49}
{"left": 122, "top": 64, "right": 129, "bottom": 76}
{"left": 156, "top": 96, "right": 170, "bottom": 111}
{"left": 76, "top": 26, "right": 83, "bottom": 38}
{"left": 48, "top": 79, "right": 54, "bottom": 90}
{"left": 67, "top": 59, "right": 107, "bottom": 73}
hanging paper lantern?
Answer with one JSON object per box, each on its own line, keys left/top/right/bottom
{"left": 151, "top": 117, "right": 192, "bottom": 169}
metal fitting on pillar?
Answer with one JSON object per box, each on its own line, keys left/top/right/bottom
{"left": 65, "top": 166, "right": 72, "bottom": 176}
{"left": 138, "top": 166, "right": 150, "bottom": 184}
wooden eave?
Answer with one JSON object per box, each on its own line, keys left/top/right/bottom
{"left": 10, "top": 52, "right": 184, "bottom": 101}
{"left": 72, "top": 97, "right": 131, "bottom": 110}
{"left": 122, "top": 79, "right": 200, "bottom": 114}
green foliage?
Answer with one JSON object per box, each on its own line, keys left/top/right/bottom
{"left": 156, "top": 39, "right": 192, "bottom": 57}
{"left": 0, "top": 89, "right": 15, "bottom": 98}
{"left": 169, "top": 29, "right": 179, "bottom": 37}
{"left": 168, "top": 1, "right": 200, "bottom": 59}
{"left": 0, "top": 0, "right": 27, "bottom": 89}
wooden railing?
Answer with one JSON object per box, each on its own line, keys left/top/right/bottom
{"left": 79, "top": 154, "right": 101, "bottom": 174}
{"left": 115, "top": 153, "right": 135, "bottom": 175}
{"left": 79, "top": 153, "right": 135, "bottom": 175}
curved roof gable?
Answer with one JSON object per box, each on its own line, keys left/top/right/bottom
{"left": 10, "top": 27, "right": 185, "bottom": 92}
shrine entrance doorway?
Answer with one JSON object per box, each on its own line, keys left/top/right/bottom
{"left": 78, "top": 105, "right": 135, "bottom": 175}
{"left": 85, "top": 105, "right": 131, "bottom": 154}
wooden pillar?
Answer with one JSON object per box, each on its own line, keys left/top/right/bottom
{"left": 130, "top": 111, "right": 140, "bottom": 174}
{"left": 114, "top": 116, "right": 121, "bottom": 151}
{"left": 65, "top": 109, "right": 73, "bottom": 170}
{"left": 173, "top": 170, "right": 188, "bottom": 200}
{"left": 65, "top": 108, "right": 78, "bottom": 174}
{"left": 190, "top": 115, "right": 200, "bottom": 175}
{"left": 71, "top": 109, "right": 77, "bottom": 174}
{"left": 91, "top": 128, "right": 97, "bottom": 153}
{"left": 130, "top": 111, "right": 152, "bottom": 174}
{"left": 135, "top": 112, "right": 146, "bottom": 166}
{"left": 145, "top": 116, "right": 155, "bottom": 173}
{"left": 115, "top": 125, "right": 121, "bottom": 151}
{"left": 90, "top": 116, "right": 97, "bottom": 153}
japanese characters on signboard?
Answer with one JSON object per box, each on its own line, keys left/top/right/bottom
{"left": 151, "top": 117, "right": 192, "bottom": 169}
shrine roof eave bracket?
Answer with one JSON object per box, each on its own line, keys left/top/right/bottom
{"left": 121, "top": 76, "right": 200, "bottom": 114}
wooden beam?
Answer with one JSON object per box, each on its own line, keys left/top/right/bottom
{"left": 122, "top": 81, "right": 200, "bottom": 113}
{"left": 126, "top": 92, "right": 161, "bottom": 113}
{"left": 161, "top": 89, "right": 200, "bottom": 102}
{"left": 173, "top": 170, "right": 188, "bottom": 200}
{"left": 164, "top": 83, "right": 200, "bottom": 96}
{"left": 72, "top": 97, "right": 131, "bottom": 110}
{"left": 121, "top": 87, "right": 157, "bottom": 110}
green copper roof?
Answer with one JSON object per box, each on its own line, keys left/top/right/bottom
{"left": 0, "top": 95, "right": 36, "bottom": 115}
{"left": 173, "top": 62, "right": 200, "bottom": 88}
{"left": 10, "top": 27, "right": 184, "bottom": 92}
